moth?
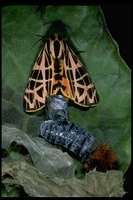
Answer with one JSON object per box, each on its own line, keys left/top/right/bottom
{"left": 24, "top": 33, "right": 99, "bottom": 112}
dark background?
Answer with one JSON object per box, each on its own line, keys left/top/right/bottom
{"left": 100, "top": 4, "right": 132, "bottom": 197}
{"left": 100, "top": 4, "right": 131, "bottom": 68}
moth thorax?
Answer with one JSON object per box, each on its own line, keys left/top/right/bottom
{"left": 45, "top": 95, "right": 68, "bottom": 121}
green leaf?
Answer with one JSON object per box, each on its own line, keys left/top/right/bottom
{"left": 2, "top": 5, "right": 131, "bottom": 197}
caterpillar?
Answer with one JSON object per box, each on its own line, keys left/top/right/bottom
{"left": 40, "top": 95, "right": 118, "bottom": 173}
{"left": 40, "top": 118, "right": 118, "bottom": 173}
{"left": 23, "top": 33, "right": 99, "bottom": 112}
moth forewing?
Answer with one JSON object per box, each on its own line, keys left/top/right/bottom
{"left": 63, "top": 45, "right": 99, "bottom": 107}
{"left": 24, "top": 47, "right": 48, "bottom": 112}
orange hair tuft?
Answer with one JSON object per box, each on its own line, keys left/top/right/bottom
{"left": 84, "top": 144, "right": 118, "bottom": 173}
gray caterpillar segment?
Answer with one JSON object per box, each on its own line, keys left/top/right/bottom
{"left": 45, "top": 95, "right": 68, "bottom": 121}
{"left": 40, "top": 120, "right": 95, "bottom": 159}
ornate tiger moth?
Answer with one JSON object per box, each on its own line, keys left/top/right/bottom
{"left": 23, "top": 33, "right": 99, "bottom": 112}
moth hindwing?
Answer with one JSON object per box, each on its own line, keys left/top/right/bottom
{"left": 24, "top": 33, "right": 99, "bottom": 112}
